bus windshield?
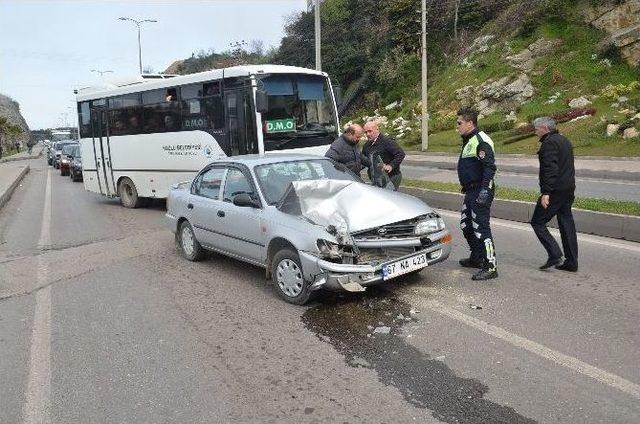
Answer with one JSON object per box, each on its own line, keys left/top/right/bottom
{"left": 258, "top": 74, "right": 337, "bottom": 150}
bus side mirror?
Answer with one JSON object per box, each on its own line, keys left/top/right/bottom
{"left": 333, "top": 85, "right": 343, "bottom": 106}
{"left": 256, "top": 90, "right": 269, "bottom": 114}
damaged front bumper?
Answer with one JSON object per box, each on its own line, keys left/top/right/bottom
{"left": 299, "top": 230, "right": 452, "bottom": 293}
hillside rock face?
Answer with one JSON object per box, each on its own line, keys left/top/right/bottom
{"left": 0, "top": 93, "right": 31, "bottom": 145}
{"left": 506, "top": 38, "right": 563, "bottom": 72}
{"left": 584, "top": 0, "right": 640, "bottom": 66}
{"left": 455, "top": 74, "right": 534, "bottom": 116}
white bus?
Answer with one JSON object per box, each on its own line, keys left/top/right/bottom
{"left": 75, "top": 65, "right": 340, "bottom": 207}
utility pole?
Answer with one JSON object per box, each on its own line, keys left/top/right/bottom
{"left": 314, "top": 0, "right": 321, "bottom": 71}
{"left": 421, "top": 0, "right": 429, "bottom": 151}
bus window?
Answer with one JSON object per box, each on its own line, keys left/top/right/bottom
{"left": 180, "top": 82, "right": 224, "bottom": 131}
{"left": 78, "top": 101, "right": 91, "bottom": 138}
{"left": 141, "top": 88, "right": 180, "bottom": 134}
{"left": 108, "top": 94, "right": 142, "bottom": 136}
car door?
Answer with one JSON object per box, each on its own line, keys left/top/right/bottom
{"left": 215, "top": 167, "right": 265, "bottom": 263}
{"left": 188, "top": 166, "right": 227, "bottom": 248}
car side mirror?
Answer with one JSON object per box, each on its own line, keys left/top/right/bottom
{"left": 233, "top": 193, "right": 259, "bottom": 208}
{"left": 255, "top": 90, "right": 268, "bottom": 114}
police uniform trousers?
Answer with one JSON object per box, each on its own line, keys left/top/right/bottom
{"left": 460, "top": 187, "right": 497, "bottom": 270}
{"left": 530, "top": 189, "right": 578, "bottom": 267}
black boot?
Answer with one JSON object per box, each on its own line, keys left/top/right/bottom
{"left": 459, "top": 257, "right": 483, "bottom": 268}
{"left": 539, "top": 257, "right": 563, "bottom": 270}
{"left": 556, "top": 262, "right": 578, "bottom": 272}
{"left": 472, "top": 268, "right": 498, "bottom": 280}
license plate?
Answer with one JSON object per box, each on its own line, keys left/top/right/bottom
{"left": 382, "top": 252, "right": 428, "bottom": 280}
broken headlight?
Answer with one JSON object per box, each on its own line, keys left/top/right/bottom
{"left": 316, "top": 239, "right": 342, "bottom": 259}
{"left": 414, "top": 217, "right": 445, "bottom": 235}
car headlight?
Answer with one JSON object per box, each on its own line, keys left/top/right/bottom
{"left": 316, "top": 239, "right": 342, "bottom": 259}
{"left": 62, "top": 159, "right": 69, "bottom": 164}
{"left": 414, "top": 217, "right": 445, "bottom": 235}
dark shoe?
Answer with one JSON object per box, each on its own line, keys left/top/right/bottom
{"left": 539, "top": 257, "right": 563, "bottom": 270}
{"left": 472, "top": 269, "right": 498, "bottom": 280}
{"left": 556, "top": 262, "right": 578, "bottom": 272}
{"left": 459, "top": 257, "right": 483, "bottom": 269}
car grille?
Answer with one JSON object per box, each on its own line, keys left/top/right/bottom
{"left": 352, "top": 215, "right": 431, "bottom": 240}
{"left": 357, "top": 246, "right": 417, "bottom": 265}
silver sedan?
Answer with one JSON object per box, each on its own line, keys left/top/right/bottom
{"left": 166, "top": 154, "right": 452, "bottom": 304}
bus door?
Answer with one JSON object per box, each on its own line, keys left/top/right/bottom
{"left": 224, "top": 86, "right": 258, "bottom": 156}
{"left": 90, "top": 102, "right": 116, "bottom": 196}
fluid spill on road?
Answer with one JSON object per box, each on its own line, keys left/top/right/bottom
{"left": 302, "top": 288, "right": 536, "bottom": 424}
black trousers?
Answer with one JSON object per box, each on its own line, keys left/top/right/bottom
{"left": 530, "top": 190, "right": 578, "bottom": 267}
{"left": 460, "top": 187, "right": 496, "bottom": 270}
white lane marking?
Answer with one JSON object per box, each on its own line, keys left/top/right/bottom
{"left": 23, "top": 168, "right": 52, "bottom": 424}
{"left": 416, "top": 298, "right": 640, "bottom": 400}
{"left": 438, "top": 210, "right": 640, "bottom": 253}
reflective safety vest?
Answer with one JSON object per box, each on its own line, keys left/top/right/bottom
{"left": 457, "top": 130, "right": 496, "bottom": 189}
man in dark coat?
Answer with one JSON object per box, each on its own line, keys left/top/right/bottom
{"left": 530, "top": 117, "right": 578, "bottom": 272}
{"left": 456, "top": 108, "right": 498, "bottom": 281}
{"left": 362, "top": 120, "right": 405, "bottom": 190}
{"left": 325, "top": 124, "right": 364, "bottom": 175}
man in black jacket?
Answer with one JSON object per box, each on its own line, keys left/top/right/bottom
{"left": 325, "top": 124, "right": 364, "bottom": 175}
{"left": 362, "top": 120, "right": 405, "bottom": 190}
{"left": 530, "top": 117, "right": 578, "bottom": 272}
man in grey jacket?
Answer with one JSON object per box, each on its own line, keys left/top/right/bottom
{"left": 325, "top": 124, "right": 364, "bottom": 175}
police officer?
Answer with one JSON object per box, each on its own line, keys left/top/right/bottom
{"left": 456, "top": 108, "right": 498, "bottom": 280}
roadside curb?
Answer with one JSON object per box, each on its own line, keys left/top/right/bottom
{"left": 0, "top": 149, "right": 43, "bottom": 164}
{"left": 400, "top": 186, "right": 640, "bottom": 243}
{"left": 402, "top": 159, "right": 640, "bottom": 182}
{"left": 0, "top": 165, "right": 30, "bottom": 209}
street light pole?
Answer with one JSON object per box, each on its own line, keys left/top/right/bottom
{"left": 420, "top": 0, "right": 429, "bottom": 151}
{"left": 118, "top": 17, "right": 157, "bottom": 74}
{"left": 314, "top": 0, "right": 321, "bottom": 71}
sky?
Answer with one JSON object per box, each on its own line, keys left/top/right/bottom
{"left": 0, "top": 0, "right": 309, "bottom": 130}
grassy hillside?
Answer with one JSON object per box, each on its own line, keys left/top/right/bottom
{"left": 346, "top": 10, "right": 640, "bottom": 156}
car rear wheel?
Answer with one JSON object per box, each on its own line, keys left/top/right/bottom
{"left": 178, "top": 221, "right": 205, "bottom": 261}
{"left": 271, "top": 249, "right": 313, "bottom": 305}
{"left": 119, "top": 177, "right": 143, "bottom": 208}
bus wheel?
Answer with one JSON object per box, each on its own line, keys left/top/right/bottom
{"left": 119, "top": 177, "right": 143, "bottom": 208}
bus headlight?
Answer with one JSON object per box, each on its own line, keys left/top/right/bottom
{"left": 414, "top": 217, "right": 445, "bottom": 235}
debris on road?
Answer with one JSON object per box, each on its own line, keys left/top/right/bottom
{"left": 469, "top": 304, "right": 483, "bottom": 310}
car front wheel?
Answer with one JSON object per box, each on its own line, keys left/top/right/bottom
{"left": 271, "top": 249, "right": 313, "bottom": 305}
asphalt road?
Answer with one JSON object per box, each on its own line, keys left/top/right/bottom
{"left": 1, "top": 158, "right": 639, "bottom": 423}
{"left": 402, "top": 165, "right": 640, "bottom": 202}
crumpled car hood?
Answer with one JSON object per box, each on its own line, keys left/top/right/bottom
{"left": 277, "top": 179, "right": 432, "bottom": 234}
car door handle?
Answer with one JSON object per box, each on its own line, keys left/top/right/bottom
{"left": 217, "top": 210, "right": 225, "bottom": 217}
{"left": 187, "top": 203, "right": 194, "bottom": 209}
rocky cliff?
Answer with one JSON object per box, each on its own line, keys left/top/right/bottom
{"left": 583, "top": 0, "right": 640, "bottom": 67}
{"left": 0, "top": 93, "right": 31, "bottom": 146}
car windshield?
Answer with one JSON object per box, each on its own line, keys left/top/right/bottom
{"left": 254, "top": 159, "right": 360, "bottom": 205}
{"left": 257, "top": 74, "right": 338, "bottom": 151}
{"left": 62, "top": 144, "right": 76, "bottom": 155}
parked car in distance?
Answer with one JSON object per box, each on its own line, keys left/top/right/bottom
{"left": 166, "top": 154, "right": 452, "bottom": 304}
{"left": 59, "top": 143, "right": 78, "bottom": 176}
{"left": 52, "top": 140, "right": 76, "bottom": 169}
{"left": 69, "top": 145, "right": 83, "bottom": 182}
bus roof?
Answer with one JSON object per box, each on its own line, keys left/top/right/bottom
{"left": 75, "top": 64, "right": 327, "bottom": 102}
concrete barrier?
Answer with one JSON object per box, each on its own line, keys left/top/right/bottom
{"left": 0, "top": 165, "right": 30, "bottom": 209}
{"left": 400, "top": 186, "right": 640, "bottom": 243}
{"left": 402, "top": 159, "right": 640, "bottom": 181}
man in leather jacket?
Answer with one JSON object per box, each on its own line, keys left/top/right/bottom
{"left": 530, "top": 117, "right": 578, "bottom": 272}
